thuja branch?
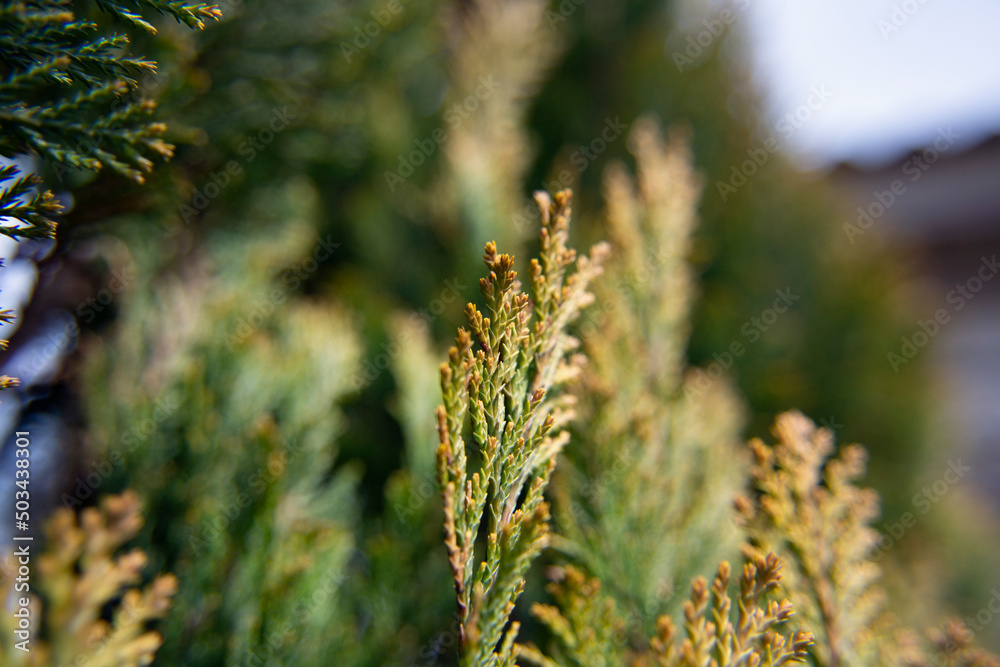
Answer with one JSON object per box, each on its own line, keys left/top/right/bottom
{"left": 516, "top": 553, "right": 814, "bottom": 667}
{"left": 0, "top": 0, "right": 222, "bottom": 238}
{"left": 436, "top": 189, "right": 609, "bottom": 666}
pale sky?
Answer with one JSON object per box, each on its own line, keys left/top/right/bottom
{"left": 736, "top": 0, "right": 1000, "bottom": 168}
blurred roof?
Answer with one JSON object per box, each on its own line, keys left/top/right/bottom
{"left": 832, "top": 133, "right": 1000, "bottom": 244}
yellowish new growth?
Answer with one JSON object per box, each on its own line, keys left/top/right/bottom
{"left": 642, "top": 553, "right": 813, "bottom": 667}
{"left": 737, "top": 411, "right": 1000, "bottom": 667}
{"left": 519, "top": 553, "right": 813, "bottom": 667}
{"left": 737, "top": 411, "right": 883, "bottom": 667}
{"left": 600, "top": 118, "right": 702, "bottom": 394}
{"left": 0, "top": 491, "right": 176, "bottom": 667}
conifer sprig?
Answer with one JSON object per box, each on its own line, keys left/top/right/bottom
{"left": 0, "top": 0, "right": 218, "bottom": 388}
{"left": 643, "top": 554, "right": 814, "bottom": 667}
{"left": 518, "top": 553, "right": 813, "bottom": 667}
{"left": 517, "top": 565, "right": 626, "bottom": 667}
{"left": 553, "top": 119, "right": 745, "bottom": 635}
{"left": 736, "top": 412, "right": 1000, "bottom": 667}
{"left": 436, "top": 189, "right": 609, "bottom": 666}
{"left": 736, "top": 411, "right": 884, "bottom": 667}
{"left": 0, "top": 165, "right": 61, "bottom": 239}
{"left": 0, "top": 491, "right": 176, "bottom": 666}
{"left": 0, "top": 0, "right": 221, "bottom": 239}
{"left": 92, "top": 0, "right": 223, "bottom": 33}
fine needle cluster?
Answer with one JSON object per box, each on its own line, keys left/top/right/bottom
{"left": 436, "top": 189, "right": 609, "bottom": 666}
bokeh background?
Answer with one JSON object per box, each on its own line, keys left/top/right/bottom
{"left": 2, "top": 0, "right": 1000, "bottom": 663}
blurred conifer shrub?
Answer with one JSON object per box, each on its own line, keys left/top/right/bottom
{"left": 5, "top": 1, "right": 999, "bottom": 666}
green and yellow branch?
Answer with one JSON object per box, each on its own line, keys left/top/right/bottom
{"left": 436, "top": 190, "right": 608, "bottom": 665}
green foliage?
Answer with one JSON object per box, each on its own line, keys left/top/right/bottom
{"left": 0, "top": 0, "right": 218, "bottom": 388}
{"left": 0, "top": 0, "right": 220, "bottom": 222}
{"left": 81, "top": 201, "right": 363, "bottom": 664}
{"left": 80, "top": 185, "right": 459, "bottom": 666}
{"left": 552, "top": 119, "right": 745, "bottom": 640}
{"left": 436, "top": 190, "right": 608, "bottom": 665}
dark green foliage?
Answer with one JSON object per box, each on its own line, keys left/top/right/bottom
{"left": 0, "top": 0, "right": 219, "bottom": 225}
{"left": 0, "top": 0, "right": 218, "bottom": 388}
{"left": 0, "top": 165, "right": 60, "bottom": 240}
